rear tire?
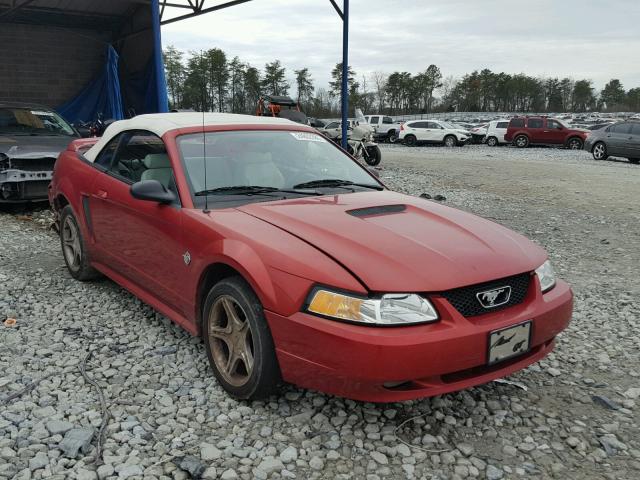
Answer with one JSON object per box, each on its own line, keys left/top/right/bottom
{"left": 444, "top": 135, "right": 457, "bottom": 148}
{"left": 203, "top": 276, "right": 281, "bottom": 400}
{"left": 486, "top": 136, "right": 498, "bottom": 147}
{"left": 592, "top": 142, "right": 608, "bottom": 160}
{"left": 387, "top": 130, "right": 398, "bottom": 143}
{"left": 365, "top": 145, "right": 382, "bottom": 166}
{"left": 514, "top": 135, "right": 529, "bottom": 148}
{"left": 404, "top": 135, "right": 417, "bottom": 147}
{"left": 59, "top": 205, "right": 100, "bottom": 281}
{"left": 567, "top": 137, "right": 583, "bottom": 150}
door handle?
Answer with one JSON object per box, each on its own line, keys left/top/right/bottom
{"left": 96, "top": 190, "right": 108, "bottom": 199}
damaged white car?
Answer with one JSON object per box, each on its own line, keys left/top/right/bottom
{"left": 0, "top": 103, "right": 79, "bottom": 203}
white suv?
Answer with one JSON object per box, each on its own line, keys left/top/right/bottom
{"left": 484, "top": 120, "right": 510, "bottom": 146}
{"left": 398, "top": 120, "right": 470, "bottom": 147}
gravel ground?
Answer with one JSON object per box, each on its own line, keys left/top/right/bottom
{"left": 1, "top": 144, "right": 639, "bottom": 480}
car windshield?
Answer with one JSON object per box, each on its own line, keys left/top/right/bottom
{"left": 0, "top": 107, "right": 76, "bottom": 136}
{"left": 177, "top": 130, "right": 382, "bottom": 206}
{"left": 554, "top": 118, "right": 571, "bottom": 128}
{"left": 440, "top": 122, "right": 458, "bottom": 129}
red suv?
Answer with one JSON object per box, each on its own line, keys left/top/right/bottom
{"left": 505, "top": 116, "right": 588, "bottom": 149}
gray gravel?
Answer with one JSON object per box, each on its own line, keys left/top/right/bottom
{"left": 1, "top": 144, "right": 639, "bottom": 479}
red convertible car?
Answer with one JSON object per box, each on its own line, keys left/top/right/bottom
{"left": 49, "top": 113, "right": 573, "bottom": 402}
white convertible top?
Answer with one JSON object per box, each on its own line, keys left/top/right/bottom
{"left": 83, "top": 112, "right": 298, "bottom": 162}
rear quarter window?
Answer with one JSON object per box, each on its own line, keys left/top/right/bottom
{"left": 510, "top": 118, "right": 525, "bottom": 128}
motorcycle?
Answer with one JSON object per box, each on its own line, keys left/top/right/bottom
{"left": 334, "top": 122, "right": 382, "bottom": 166}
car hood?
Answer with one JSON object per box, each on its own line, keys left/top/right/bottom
{"left": 238, "top": 191, "right": 546, "bottom": 292}
{"left": 0, "top": 135, "right": 73, "bottom": 158}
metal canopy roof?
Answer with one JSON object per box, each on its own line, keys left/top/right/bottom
{"left": 0, "top": 0, "right": 351, "bottom": 146}
{"left": 0, "top": 1, "right": 256, "bottom": 30}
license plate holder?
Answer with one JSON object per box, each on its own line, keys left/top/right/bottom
{"left": 488, "top": 321, "right": 532, "bottom": 365}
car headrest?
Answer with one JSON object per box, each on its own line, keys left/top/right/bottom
{"left": 143, "top": 153, "right": 170, "bottom": 169}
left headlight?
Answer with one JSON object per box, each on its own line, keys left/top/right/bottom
{"left": 306, "top": 288, "right": 439, "bottom": 326}
{"left": 535, "top": 260, "right": 556, "bottom": 293}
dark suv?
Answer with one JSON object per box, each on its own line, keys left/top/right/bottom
{"left": 504, "top": 116, "right": 588, "bottom": 149}
{"left": 584, "top": 121, "right": 640, "bottom": 164}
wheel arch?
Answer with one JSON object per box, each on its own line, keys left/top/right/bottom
{"left": 194, "top": 244, "right": 278, "bottom": 336}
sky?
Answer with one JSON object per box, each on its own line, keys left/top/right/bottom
{"left": 162, "top": 0, "right": 640, "bottom": 94}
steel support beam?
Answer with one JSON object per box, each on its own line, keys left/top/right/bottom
{"left": 340, "top": 0, "right": 349, "bottom": 149}
{"left": 160, "top": 0, "right": 253, "bottom": 26}
{"left": 0, "top": 0, "right": 36, "bottom": 20}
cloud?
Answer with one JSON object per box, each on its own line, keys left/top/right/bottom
{"left": 162, "top": 0, "right": 640, "bottom": 90}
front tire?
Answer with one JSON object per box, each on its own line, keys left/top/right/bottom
{"left": 203, "top": 276, "right": 281, "bottom": 400}
{"left": 365, "top": 145, "right": 382, "bottom": 166}
{"left": 59, "top": 205, "right": 99, "bottom": 281}
{"left": 404, "top": 134, "right": 417, "bottom": 147}
{"left": 486, "top": 136, "right": 498, "bottom": 147}
{"left": 567, "top": 137, "right": 584, "bottom": 150}
{"left": 514, "top": 135, "right": 529, "bottom": 148}
{"left": 592, "top": 142, "right": 608, "bottom": 160}
{"left": 444, "top": 135, "right": 457, "bottom": 148}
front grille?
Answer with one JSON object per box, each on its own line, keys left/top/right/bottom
{"left": 440, "top": 272, "right": 532, "bottom": 317}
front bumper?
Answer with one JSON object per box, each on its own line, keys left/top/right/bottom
{"left": 583, "top": 137, "right": 595, "bottom": 152}
{"left": 0, "top": 169, "right": 52, "bottom": 202}
{"left": 267, "top": 279, "right": 573, "bottom": 402}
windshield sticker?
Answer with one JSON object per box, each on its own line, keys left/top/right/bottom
{"left": 290, "top": 132, "right": 324, "bottom": 142}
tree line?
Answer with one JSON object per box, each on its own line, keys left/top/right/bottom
{"left": 164, "top": 45, "right": 640, "bottom": 117}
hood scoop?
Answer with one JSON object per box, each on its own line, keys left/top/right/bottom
{"left": 347, "top": 204, "right": 406, "bottom": 217}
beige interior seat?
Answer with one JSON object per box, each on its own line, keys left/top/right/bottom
{"left": 141, "top": 153, "right": 172, "bottom": 188}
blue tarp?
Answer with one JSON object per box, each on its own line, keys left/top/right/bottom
{"left": 149, "top": 0, "right": 169, "bottom": 114}
{"left": 57, "top": 45, "right": 124, "bottom": 124}
{"left": 57, "top": 0, "right": 168, "bottom": 123}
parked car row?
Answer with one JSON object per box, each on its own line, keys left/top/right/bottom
{"left": 584, "top": 121, "right": 640, "bottom": 164}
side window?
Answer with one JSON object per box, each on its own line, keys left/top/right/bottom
{"left": 94, "top": 135, "right": 122, "bottom": 168}
{"left": 527, "top": 118, "right": 543, "bottom": 128}
{"left": 496, "top": 122, "right": 509, "bottom": 129}
{"left": 326, "top": 122, "right": 339, "bottom": 129}
{"left": 630, "top": 123, "right": 640, "bottom": 136}
{"left": 426, "top": 122, "right": 440, "bottom": 129}
{"left": 383, "top": 116, "right": 393, "bottom": 124}
{"left": 407, "top": 122, "right": 421, "bottom": 129}
{"left": 610, "top": 123, "right": 630, "bottom": 134}
{"left": 109, "top": 131, "right": 178, "bottom": 202}
{"left": 510, "top": 118, "right": 525, "bottom": 128}
{"left": 546, "top": 119, "right": 561, "bottom": 129}
{"left": 369, "top": 116, "right": 380, "bottom": 124}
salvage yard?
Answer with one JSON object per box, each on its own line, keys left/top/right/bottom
{"left": 1, "top": 145, "right": 640, "bottom": 480}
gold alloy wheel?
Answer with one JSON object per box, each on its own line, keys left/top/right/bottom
{"left": 208, "top": 295, "right": 255, "bottom": 387}
{"left": 62, "top": 216, "right": 82, "bottom": 271}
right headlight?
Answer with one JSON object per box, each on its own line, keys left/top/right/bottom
{"left": 305, "top": 288, "right": 439, "bottom": 326}
{"left": 535, "top": 260, "right": 556, "bottom": 293}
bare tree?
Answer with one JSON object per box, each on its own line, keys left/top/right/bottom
{"left": 372, "top": 71, "right": 388, "bottom": 113}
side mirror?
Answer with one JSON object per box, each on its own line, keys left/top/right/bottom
{"left": 130, "top": 180, "right": 175, "bottom": 204}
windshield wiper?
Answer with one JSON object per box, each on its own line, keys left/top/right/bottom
{"left": 195, "top": 185, "right": 321, "bottom": 197}
{"left": 293, "top": 179, "right": 383, "bottom": 191}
